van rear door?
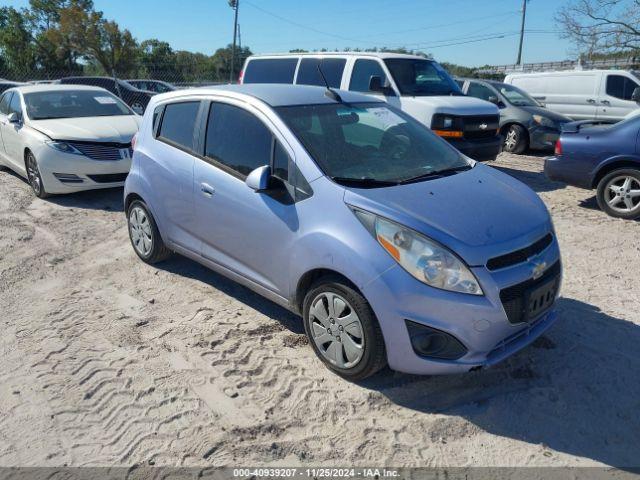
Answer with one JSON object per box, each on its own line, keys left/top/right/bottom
{"left": 598, "top": 72, "right": 640, "bottom": 122}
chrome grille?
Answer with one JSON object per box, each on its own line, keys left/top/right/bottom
{"left": 68, "top": 142, "right": 132, "bottom": 161}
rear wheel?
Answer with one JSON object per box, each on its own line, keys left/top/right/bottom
{"left": 127, "top": 200, "right": 171, "bottom": 263}
{"left": 25, "top": 151, "right": 49, "bottom": 198}
{"left": 303, "top": 276, "right": 386, "bottom": 380}
{"left": 503, "top": 124, "right": 528, "bottom": 154}
{"left": 596, "top": 169, "right": 640, "bottom": 219}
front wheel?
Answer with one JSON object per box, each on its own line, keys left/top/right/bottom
{"left": 303, "top": 276, "right": 387, "bottom": 380}
{"left": 130, "top": 101, "right": 145, "bottom": 115}
{"left": 502, "top": 124, "right": 528, "bottom": 154}
{"left": 25, "top": 151, "right": 49, "bottom": 198}
{"left": 596, "top": 169, "right": 640, "bottom": 219}
{"left": 127, "top": 200, "right": 171, "bottom": 263}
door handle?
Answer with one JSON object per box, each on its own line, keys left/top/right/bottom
{"left": 587, "top": 99, "right": 596, "bottom": 104}
{"left": 200, "top": 182, "right": 215, "bottom": 196}
{"left": 601, "top": 100, "right": 611, "bottom": 105}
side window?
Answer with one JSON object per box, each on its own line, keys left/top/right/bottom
{"left": 272, "top": 141, "right": 312, "bottom": 202}
{"left": 349, "top": 59, "right": 388, "bottom": 92}
{"left": 152, "top": 105, "right": 163, "bottom": 135}
{"left": 9, "top": 93, "right": 22, "bottom": 115}
{"left": 0, "top": 92, "right": 12, "bottom": 115}
{"left": 466, "top": 82, "right": 495, "bottom": 102}
{"left": 205, "top": 103, "right": 272, "bottom": 177}
{"left": 158, "top": 101, "right": 200, "bottom": 151}
{"left": 243, "top": 58, "right": 298, "bottom": 84}
{"left": 606, "top": 75, "right": 639, "bottom": 101}
{"left": 296, "top": 58, "right": 346, "bottom": 88}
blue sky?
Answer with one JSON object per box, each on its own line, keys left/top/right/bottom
{"left": 6, "top": 0, "right": 574, "bottom": 67}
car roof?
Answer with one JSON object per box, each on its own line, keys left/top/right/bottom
{"left": 8, "top": 84, "right": 113, "bottom": 94}
{"left": 248, "top": 52, "right": 429, "bottom": 61}
{"left": 152, "top": 83, "right": 385, "bottom": 107}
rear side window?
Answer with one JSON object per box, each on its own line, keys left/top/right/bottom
{"left": 296, "top": 58, "right": 346, "bottom": 88}
{"left": 158, "top": 101, "right": 200, "bottom": 151}
{"left": 349, "top": 59, "right": 388, "bottom": 92}
{"left": 205, "top": 103, "right": 272, "bottom": 177}
{"left": 606, "top": 75, "right": 639, "bottom": 100}
{"left": 0, "top": 92, "right": 12, "bottom": 115}
{"left": 243, "top": 58, "right": 298, "bottom": 84}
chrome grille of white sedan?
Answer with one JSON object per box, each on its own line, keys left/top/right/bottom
{"left": 67, "top": 142, "right": 132, "bottom": 161}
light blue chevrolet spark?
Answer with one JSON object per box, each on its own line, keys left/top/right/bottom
{"left": 125, "top": 84, "right": 561, "bottom": 380}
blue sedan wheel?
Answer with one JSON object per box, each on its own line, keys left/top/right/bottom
{"left": 597, "top": 169, "right": 640, "bottom": 220}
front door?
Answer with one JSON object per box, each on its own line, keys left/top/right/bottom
{"left": 598, "top": 73, "right": 640, "bottom": 121}
{"left": 0, "top": 92, "right": 26, "bottom": 173}
{"left": 193, "top": 101, "right": 301, "bottom": 297}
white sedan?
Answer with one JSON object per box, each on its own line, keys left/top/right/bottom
{"left": 0, "top": 84, "right": 141, "bottom": 198}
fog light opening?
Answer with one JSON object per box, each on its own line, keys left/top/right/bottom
{"left": 405, "top": 320, "right": 468, "bottom": 360}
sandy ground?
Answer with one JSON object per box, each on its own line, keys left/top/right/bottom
{"left": 0, "top": 152, "right": 639, "bottom": 468}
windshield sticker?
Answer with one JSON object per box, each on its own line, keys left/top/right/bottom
{"left": 95, "top": 96, "right": 117, "bottom": 105}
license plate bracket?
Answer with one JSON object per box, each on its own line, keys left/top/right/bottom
{"left": 525, "top": 277, "right": 559, "bottom": 321}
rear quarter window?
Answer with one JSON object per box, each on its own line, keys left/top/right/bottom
{"left": 243, "top": 58, "right": 298, "bottom": 84}
{"left": 296, "top": 58, "right": 346, "bottom": 88}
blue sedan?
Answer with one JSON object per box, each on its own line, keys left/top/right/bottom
{"left": 545, "top": 116, "right": 640, "bottom": 219}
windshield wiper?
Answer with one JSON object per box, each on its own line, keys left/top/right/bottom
{"left": 332, "top": 176, "right": 399, "bottom": 188}
{"left": 398, "top": 164, "right": 473, "bottom": 185}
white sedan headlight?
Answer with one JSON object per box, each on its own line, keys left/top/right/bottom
{"left": 354, "top": 209, "right": 483, "bottom": 295}
{"left": 45, "top": 141, "right": 83, "bottom": 155}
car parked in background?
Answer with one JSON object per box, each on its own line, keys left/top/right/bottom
{"left": 457, "top": 78, "right": 572, "bottom": 154}
{"left": 60, "top": 76, "right": 154, "bottom": 114}
{"left": 127, "top": 79, "right": 176, "bottom": 94}
{"left": 0, "top": 80, "right": 27, "bottom": 94}
{"left": 0, "top": 85, "right": 140, "bottom": 198}
{"left": 504, "top": 69, "right": 640, "bottom": 122}
{"left": 240, "top": 53, "right": 502, "bottom": 161}
{"left": 545, "top": 116, "right": 640, "bottom": 219}
{"left": 125, "top": 84, "right": 561, "bottom": 380}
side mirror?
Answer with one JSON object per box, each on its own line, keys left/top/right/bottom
{"left": 632, "top": 87, "right": 640, "bottom": 103}
{"left": 487, "top": 96, "right": 500, "bottom": 105}
{"left": 369, "top": 76, "right": 394, "bottom": 96}
{"left": 7, "top": 112, "right": 21, "bottom": 124}
{"left": 245, "top": 165, "right": 271, "bottom": 192}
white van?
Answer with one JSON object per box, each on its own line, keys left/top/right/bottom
{"left": 240, "top": 53, "right": 502, "bottom": 161}
{"left": 504, "top": 69, "right": 640, "bottom": 122}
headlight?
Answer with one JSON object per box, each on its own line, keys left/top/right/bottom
{"left": 45, "top": 141, "right": 83, "bottom": 155}
{"left": 353, "top": 209, "right": 483, "bottom": 295}
{"left": 442, "top": 116, "right": 454, "bottom": 129}
{"left": 532, "top": 115, "right": 556, "bottom": 128}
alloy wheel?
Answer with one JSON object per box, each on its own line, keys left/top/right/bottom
{"left": 26, "top": 153, "right": 42, "bottom": 195}
{"left": 129, "top": 206, "right": 153, "bottom": 256}
{"left": 604, "top": 175, "right": 640, "bottom": 213}
{"left": 131, "top": 102, "right": 145, "bottom": 115}
{"left": 309, "top": 292, "right": 365, "bottom": 369}
{"left": 504, "top": 129, "right": 518, "bottom": 151}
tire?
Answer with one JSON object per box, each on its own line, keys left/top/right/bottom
{"left": 303, "top": 276, "right": 387, "bottom": 380}
{"left": 502, "top": 124, "right": 528, "bottom": 154}
{"left": 596, "top": 168, "right": 640, "bottom": 220}
{"left": 25, "top": 150, "right": 49, "bottom": 198}
{"left": 127, "top": 199, "right": 171, "bottom": 263}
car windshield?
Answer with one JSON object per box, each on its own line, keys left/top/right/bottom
{"left": 24, "top": 90, "right": 133, "bottom": 120}
{"left": 277, "top": 102, "right": 470, "bottom": 186}
{"left": 384, "top": 59, "right": 463, "bottom": 96}
{"left": 497, "top": 83, "right": 539, "bottom": 107}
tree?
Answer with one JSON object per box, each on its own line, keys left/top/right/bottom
{"left": 557, "top": 0, "right": 640, "bottom": 56}
{"left": 0, "top": 7, "right": 37, "bottom": 76}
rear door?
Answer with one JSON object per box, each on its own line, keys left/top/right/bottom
{"left": 545, "top": 73, "right": 599, "bottom": 120}
{"left": 148, "top": 100, "right": 202, "bottom": 252}
{"left": 598, "top": 73, "right": 640, "bottom": 121}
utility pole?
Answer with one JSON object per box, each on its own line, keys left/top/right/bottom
{"left": 229, "top": 0, "right": 240, "bottom": 83}
{"left": 516, "top": 0, "right": 528, "bottom": 65}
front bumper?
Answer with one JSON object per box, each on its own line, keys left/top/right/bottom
{"left": 447, "top": 135, "right": 502, "bottom": 162}
{"left": 37, "top": 147, "right": 131, "bottom": 194}
{"left": 362, "top": 237, "right": 561, "bottom": 375}
{"left": 529, "top": 125, "right": 561, "bottom": 151}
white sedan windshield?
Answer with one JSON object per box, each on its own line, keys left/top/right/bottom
{"left": 24, "top": 90, "right": 132, "bottom": 120}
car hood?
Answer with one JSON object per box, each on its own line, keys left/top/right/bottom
{"left": 29, "top": 115, "right": 142, "bottom": 143}
{"left": 404, "top": 95, "right": 499, "bottom": 116}
{"left": 343, "top": 163, "right": 552, "bottom": 266}
{"left": 520, "top": 105, "right": 572, "bottom": 123}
